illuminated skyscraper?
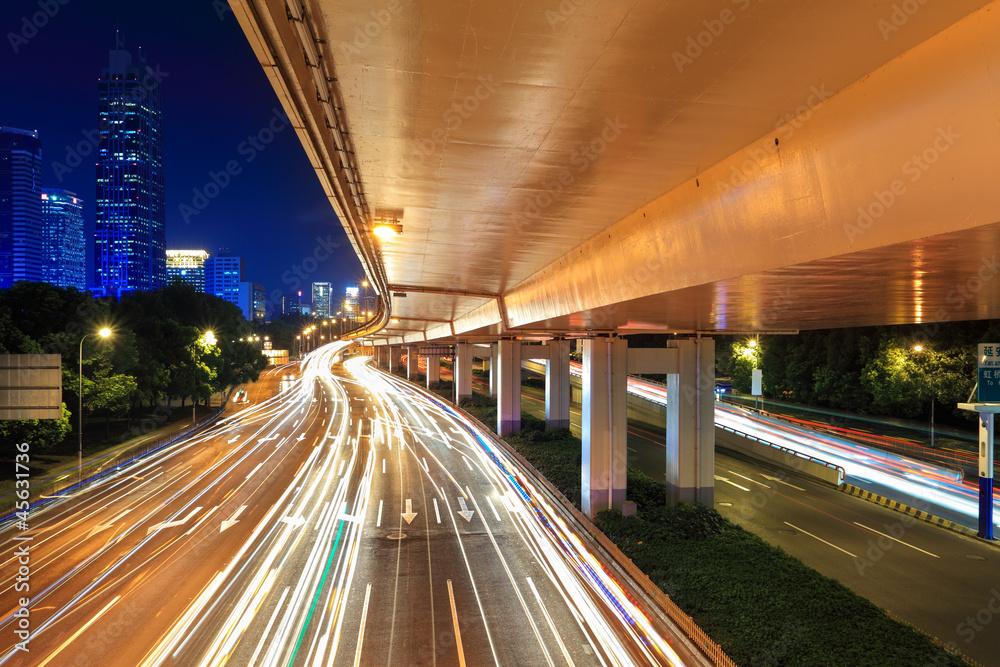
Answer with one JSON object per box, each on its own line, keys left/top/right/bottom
{"left": 41, "top": 189, "right": 85, "bottom": 289}
{"left": 93, "top": 42, "right": 165, "bottom": 295}
{"left": 166, "top": 249, "right": 209, "bottom": 291}
{"left": 312, "top": 282, "right": 332, "bottom": 318}
{"left": 0, "top": 127, "right": 43, "bottom": 288}
{"left": 205, "top": 250, "right": 244, "bottom": 307}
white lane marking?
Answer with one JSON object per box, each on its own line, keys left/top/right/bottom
{"left": 248, "top": 587, "right": 289, "bottom": 666}
{"left": 714, "top": 475, "right": 750, "bottom": 492}
{"left": 728, "top": 471, "right": 771, "bottom": 489}
{"left": 245, "top": 462, "right": 264, "bottom": 479}
{"left": 527, "top": 577, "right": 575, "bottom": 667}
{"left": 377, "top": 499, "right": 383, "bottom": 528}
{"left": 486, "top": 496, "right": 502, "bottom": 523}
{"left": 462, "top": 456, "right": 473, "bottom": 471}
{"left": 852, "top": 522, "right": 939, "bottom": 558}
{"left": 783, "top": 521, "right": 857, "bottom": 557}
{"left": 447, "top": 580, "right": 467, "bottom": 667}
{"left": 382, "top": 458, "right": 386, "bottom": 474}
{"left": 434, "top": 498, "right": 442, "bottom": 524}
{"left": 353, "top": 583, "right": 373, "bottom": 666}
{"left": 422, "top": 456, "right": 429, "bottom": 472}
{"left": 339, "top": 460, "right": 347, "bottom": 476}
{"left": 761, "top": 473, "right": 806, "bottom": 491}
{"left": 36, "top": 595, "right": 121, "bottom": 667}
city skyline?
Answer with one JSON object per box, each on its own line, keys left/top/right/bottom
{"left": 0, "top": 0, "right": 363, "bottom": 306}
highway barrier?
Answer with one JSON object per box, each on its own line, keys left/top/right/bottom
{"left": 716, "top": 424, "right": 845, "bottom": 487}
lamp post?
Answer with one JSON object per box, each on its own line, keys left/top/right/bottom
{"left": 913, "top": 344, "right": 936, "bottom": 448}
{"left": 79, "top": 328, "right": 112, "bottom": 482}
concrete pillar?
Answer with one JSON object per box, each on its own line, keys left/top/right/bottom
{"left": 489, "top": 342, "right": 498, "bottom": 398}
{"left": 390, "top": 346, "right": 402, "bottom": 373}
{"left": 406, "top": 345, "right": 419, "bottom": 380}
{"left": 425, "top": 355, "right": 440, "bottom": 387}
{"left": 454, "top": 342, "right": 473, "bottom": 403}
{"left": 665, "top": 338, "right": 715, "bottom": 506}
{"left": 545, "top": 340, "right": 571, "bottom": 430}
{"left": 581, "top": 337, "right": 628, "bottom": 518}
{"left": 376, "top": 347, "right": 386, "bottom": 368}
{"left": 497, "top": 340, "right": 522, "bottom": 436}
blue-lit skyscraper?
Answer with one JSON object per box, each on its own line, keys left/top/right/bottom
{"left": 41, "top": 189, "right": 85, "bottom": 289}
{"left": 93, "top": 43, "right": 166, "bottom": 295}
{"left": 0, "top": 127, "right": 43, "bottom": 288}
{"left": 205, "top": 250, "right": 244, "bottom": 307}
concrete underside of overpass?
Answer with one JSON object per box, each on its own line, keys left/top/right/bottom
{"left": 230, "top": 0, "right": 1000, "bottom": 342}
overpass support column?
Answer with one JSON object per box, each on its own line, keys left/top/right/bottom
{"left": 665, "top": 338, "right": 715, "bottom": 506}
{"left": 377, "top": 347, "right": 387, "bottom": 368}
{"left": 406, "top": 345, "right": 419, "bottom": 380}
{"left": 489, "top": 343, "right": 498, "bottom": 398}
{"left": 390, "top": 346, "right": 402, "bottom": 374}
{"left": 497, "top": 340, "right": 522, "bottom": 436}
{"left": 454, "top": 342, "right": 472, "bottom": 403}
{"left": 425, "top": 354, "right": 440, "bottom": 387}
{"left": 545, "top": 340, "right": 571, "bottom": 430}
{"left": 581, "top": 337, "right": 627, "bottom": 518}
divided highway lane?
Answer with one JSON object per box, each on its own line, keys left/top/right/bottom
{"left": 154, "top": 349, "right": 706, "bottom": 666}
{"left": 0, "top": 359, "right": 339, "bottom": 666}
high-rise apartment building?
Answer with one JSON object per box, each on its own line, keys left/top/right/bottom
{"left": 312, "top": 282, "right": 332, "bottom": 319}
{"left": 0, "top": 127, "right": 43, "bottom": 288}
{"left": 93, "top": 44, "right": 166, "bottom": 295}
{"left": 40, "top": 189, "right": 85, "bottom": 289}
{"left": 205, "top": 250, "right": 244, "bottom": 308}
{"left": 166, "top": 250, "right": 209, "bottom": 291}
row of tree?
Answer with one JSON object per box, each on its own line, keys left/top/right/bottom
{"left": 717, "top": 321, "right": 1000, "bottom": 422}
{"left": 0, "top": 281, "right": 269, "bottom": 450}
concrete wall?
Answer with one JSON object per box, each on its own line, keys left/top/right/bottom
{"left": 715, "top": 427, "right": 844, "bottom": 487}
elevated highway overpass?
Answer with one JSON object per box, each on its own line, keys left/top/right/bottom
{"left": 230, "top": 0, "right": 1000, "bottom": 516}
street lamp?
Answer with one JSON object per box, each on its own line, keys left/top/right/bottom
{"left": 79, "top": 327, "right": 112, "bottom": 482}
{"left": 194, "top": 330, "right": 216, "bottom": 421}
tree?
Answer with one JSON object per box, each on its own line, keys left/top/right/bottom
{"left": 0, "top": 403, "right": 72, "bottom": 452}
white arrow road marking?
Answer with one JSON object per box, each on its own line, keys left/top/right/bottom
{"left": 88, "top": 509, "right": 132, "bottom": 538}
{"left": 227, "top": 436, "right": 239, "bottom": 444}
{"left": 761, "top": 474, "right": 806, "bottom": 492}
{"left": 457, "top": 497, "right": 475, "bottom": 523}
{"left": 220, "top": 505, "right": 247, "bottom": 532}
{"left": 282, "top": 515, "right": 306, "bottom": 527}
{"left": 401, "top": 499, "right": 417, "bottom": 524}
{"left": 714, "top": 475, "right": 750, "bottom": 492}
{"left": 147, "top": 506, "right": 202, "bottom": 535}
{"left": 296, "top": 433, "right": 306, "bottom": 442}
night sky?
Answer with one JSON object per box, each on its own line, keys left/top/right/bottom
{"left": 1, "top": 0, "right": 363, "bottom": 306}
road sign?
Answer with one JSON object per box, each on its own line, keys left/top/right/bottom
{"left": 751, "top": 369, "right": 763, "bottom": 396}
{"left": 977, "top": 344, "right": 1000, "bottom": 402}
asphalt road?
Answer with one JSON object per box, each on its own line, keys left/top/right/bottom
{"left": 1, "top": 349, "right": 708, "bottom": 666}
{"left": 511, "top": 382, "right": 1000, "bottom": 667}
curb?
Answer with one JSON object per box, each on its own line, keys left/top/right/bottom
{"left": 839, "top": 483, "right": 991, "bottom": 541}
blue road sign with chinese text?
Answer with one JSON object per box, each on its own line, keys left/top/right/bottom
{"left": 978, "top": 344, "right": 1000, "bottom": 402}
